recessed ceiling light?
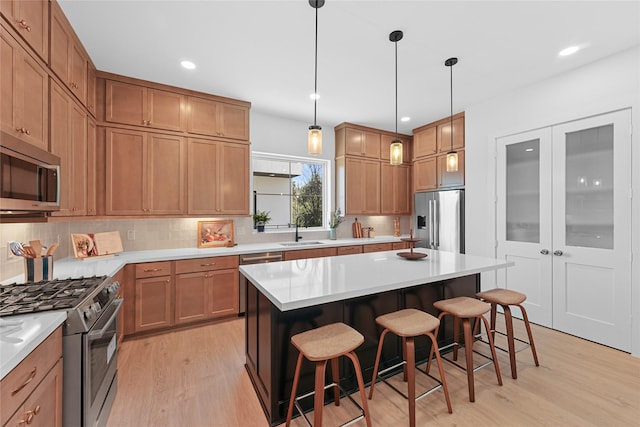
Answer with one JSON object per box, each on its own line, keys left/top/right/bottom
{"left": 558, "top": 46, "right": 580, "bottom": 57}
{"left": 181, "top": 60, "right": 196, "bottom": 70}
{"left": 400, "top": 116, "right": 410, "bottom": 122}
{"left": 309, "top": 93, "right": 320, "bottom": 100}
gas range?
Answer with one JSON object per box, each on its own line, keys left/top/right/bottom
{"left": 0, "top": 276, "right": 120, "bottom": 335}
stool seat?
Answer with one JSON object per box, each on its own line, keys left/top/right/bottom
{"left": 376, "top": 308, "right": 440, "bottom": 337}
{"left": 477, "top": 288, "right": 526, "bottom": 305}
{"left": 291, "top": 322, "right": 364, "bottom": 361}
{"left": 433, "top": 296, "right": 490, "bottom": 318}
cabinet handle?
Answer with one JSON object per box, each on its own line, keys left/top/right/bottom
{"left": 11, "top": 367, "right": 37, "bottom": 396}
{"left": 17, "top": 19, "right": 32, "bottom": 32}
{"left": 143, "top": 268, "right": 163, "bottom": 272}
{"left": 33, "top": 405, "right": 41, "bottom": 415}
{"left": 200, "top": 263, "right": 216, "bottom": 266}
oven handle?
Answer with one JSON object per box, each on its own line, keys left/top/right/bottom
{"left": 88, "top": 298, "right": 123, "bottom": 341}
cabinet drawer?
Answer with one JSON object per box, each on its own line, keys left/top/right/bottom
{"left": 337, "top": 245, "right": 363, "bottom": 256}
{"left": 175, "top": 256, "right": 239, "bottom": 274}
{"left": 392, "top": 242, "right": 410, "bottom": 250}
{"left": 135, "top": 261, "right": 172, "bottom": 278}
{"left": 363, "top": 243, "right": 394, "bottom": 253}
{"left": 1, "top": 328, "right": 62, "bottom": 426}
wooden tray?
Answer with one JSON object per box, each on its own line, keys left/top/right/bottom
{"left": 400, "top": 237, "right": 422, "bottom": 243}
{"left": 397, "top": 252, "right": 428, "bottom": 260}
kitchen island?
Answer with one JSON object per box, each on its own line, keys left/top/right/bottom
{"left": 240, "top": 248, "right": 512, "bottom": 426}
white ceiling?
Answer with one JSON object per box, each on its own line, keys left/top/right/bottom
{"left": 59, "top": 0, "right": 640, "bottom": 135}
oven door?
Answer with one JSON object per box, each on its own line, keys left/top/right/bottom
{"left": 84, "top": 298, "right": 122, "bottom": 427}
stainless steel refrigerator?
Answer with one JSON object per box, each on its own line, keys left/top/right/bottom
{"left": 414, "top": 189, "right": 464, "bottom": 252}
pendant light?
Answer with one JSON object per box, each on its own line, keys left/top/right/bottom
{"left": 445, "top": 57, "right": 458, "bottom": 172}
{"left": 308, "top": 0, "right": 324, "bottom": 156}
{"left": 389, "top": 30, "right": 403, "bottom": 165}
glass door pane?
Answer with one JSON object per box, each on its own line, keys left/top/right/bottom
{"left": 506, "top": 139, "right": 540, "bottom": 243}
{"left": 565, "top": 124, "right": 613, "bottom": 249}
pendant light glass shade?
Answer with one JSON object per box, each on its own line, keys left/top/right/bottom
{"left": 389, "top": 30, "right": 404, "bottom": 165}
{"left": 308, "top": 0, "right": 324, "bottom": 155}
{"left": 390, "top": 141, "right": 403, "bottom": 165}
{"left": 308, "top": 126, "right": 322, "bottom": 155}
{"left": 445, "top": 57, "right": 458, "bottom": 172}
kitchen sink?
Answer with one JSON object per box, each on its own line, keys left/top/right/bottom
{"left": 279, "top": 241, "right": 324, "bottom": 247}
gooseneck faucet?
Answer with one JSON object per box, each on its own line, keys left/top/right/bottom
{"left": 295, "top": 218, "right": 303, "bottom": 242}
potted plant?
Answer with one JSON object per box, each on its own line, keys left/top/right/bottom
{"left": 253, "top": 210, "right": 271, "bottom": 232}
{"left": 328, "top": 208, "right": 344, "bottom": 240}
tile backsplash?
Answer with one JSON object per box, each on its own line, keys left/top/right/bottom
{"left": 0, "top": 215, "right": 410, "bottom": 281}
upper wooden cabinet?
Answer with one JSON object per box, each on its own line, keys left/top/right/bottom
{"left": 187, "top": 96, "right": 249, "bottom": 140}
{"left": 105, "top": 128, "right": 186, "bottom": 215}
{"left": 86, "top": 59, "right": 96, "bottom": 116}
{"left": 50, "top": 0, "right": 88, "bottom": 105}
{"left": 0, "top": 26, "right": 48, "bottom": 150}
{"left": 437, "top": 151, "right": 465, "bottom": 188}
{"left": 381, "top": 163, "right": 410, "bottom": 215}
{"left": 187, "top": 138, "right": 249, "bottom": 215}
{"left": 413, "top": 157, "right": 437, "bottom": 192}
{"left": 437, "top": 116, "right": 465, "bottom": 154}
{"left": 338, "top": 157, "right": 381, "bottom": 215}
{"left": 0, "top": 0, "right": 48, "bottom": 62}
{"left": 50, "top": 81, "right": 89, "bottom": 216}
{"left": 413, "top": 126, "right": 437, "bottom": 160}
{"left": 335, "top": 123, "right": 398, "bottom": 160}
{"left": 105, "top": 80, "right": 185, "bottom": 131}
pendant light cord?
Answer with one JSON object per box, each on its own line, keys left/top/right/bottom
{"left": 450, "top": 61, "right": 453, "bottom": 151}
{"left": 394, "top": 39, "right": 398, "bottom": 138}
{"left": 313, "top": 5, "right": 318, "bottom": 126}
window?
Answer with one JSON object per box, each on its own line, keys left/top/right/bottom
{"left": 252, "top": 152, "right": 330, "bottom": 230}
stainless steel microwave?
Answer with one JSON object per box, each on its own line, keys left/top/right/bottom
{"left": 1, "top": 132, "right": 60, "bottom": 213}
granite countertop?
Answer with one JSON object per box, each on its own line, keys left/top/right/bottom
{"left": 240, "top": 248, "right": 514, "bottom": 311}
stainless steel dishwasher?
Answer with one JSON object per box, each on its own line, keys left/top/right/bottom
{"left": 239, "top": 252, "right": 283, "bottom": 314}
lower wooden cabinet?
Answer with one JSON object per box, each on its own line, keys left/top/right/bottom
{"left": 175, "top": 256, "right": 239, "bottom": 325}
{"left": 283, "top": 247, "right": 338, "bottom": 261}
{"left": 1, "top": 328, "right": 62, "bottom": 427}
{"left": 362, "top": 242, "right": 394, "bottom": 253}
{"left": 392, "top": 241, "right": 410, "bottom": 250}
{"left": 336, "top": 245, "right": 363, "bottom": 256}
{"left": 134, "top": 261, "right": 173, "bottom": 333}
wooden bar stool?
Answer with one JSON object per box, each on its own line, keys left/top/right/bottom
{"left": 475, "top": 288, "right": 539, "bottom": 379}
{"left": 285, "top": 322, "right": 372, "bottom": 427}
{"left": 369, "top": 309, "right": 452, "bottom": 427}
{"left": 431, "top": 296, "right": 503, "bottom": 402}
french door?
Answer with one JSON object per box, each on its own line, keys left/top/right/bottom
{"left": 497, "top": 109, "right": 632, "bottom": 351}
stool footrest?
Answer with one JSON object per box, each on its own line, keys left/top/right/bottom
{"left": 293, "top": 382, "right": 366, "bottom": 427}
{"left": 478, "top": 330, "right": 533, "bottom": 355}
{"left": 439, "top": 340, "right": 496, "bottom": 374}
{"left": 374, "top": 360, "right": 445, "bottom": 403}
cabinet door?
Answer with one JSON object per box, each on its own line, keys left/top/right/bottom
{"left": 86, "top": 60, "right": 96, "bottom": 116}
{"left": 69, "top": 102, "right": 87, "bottom": 215}
{"left": 147, "top": 133, "right": 185, "bottom": 214}
{"left": 345, "top": 128, "right": 380, "bottom": 158}
{"left": 437, "top": 150, "right": 465, "bottom": 188}
{"left": 218, "top": 102, "right": 249, "bottom": 140}
{"left": 86, "top": 119, "right": 96, "bottom": 215}
{"left": 345, "top": 157, "right": 364, "bottom": 214}
{"left": 413, "top": 157, "right": 437, "bottom": 191}
{"left": 0, "top": 0, "right": 48, "bottom": 62}
{"left": 219, "top": 142, "right": 249, "bottom": 214}
{"left": 148, "top": 88, "right": 184, "bottom": 131}
{"left": 69, "top": 42, "right": 86, "bottom": 103}
{"left": 186, "top": 96, "right": 219, "bottom": 136}
{"left": 362, "top": 160, "right": 380, "bottom": 213}
{"left": 337, "top": 245, "right": 363, "bottom": 255}
{"left": 363, "top": 131, "right": 381, "bottom": 159}
{"left": 175, "top": 272, "right": 208, "bottom": 325}
{"left": 208, "top": 269, "right": 239, "bottom": 318}
{"left": 413, "top": 126, "right": 437, "bottom": 159}
{"left": 437, "top": 116, "right": 465, "bottom": 153}
{"left": 105, "top": 128, "right": 146, "bottom": 215}
{"left": 380, "top": 134, "right": 410, "bottom": 163}
{"left": 49, "top": 3, "right": 70, "bottom": 85}
{"left": 381, "top": 163, "right": 410, "bottom": 214}
{"left": 105, "top": 80, "right": 146, "bottom": 127}
{"left": 363, "top": 243, "right": 393, "bottom": 253}
{"left": 135, "top": 276, "right": 172, "bottom": 332}
{"left": 187, "top": 138, "right": 219, "bottom": 214}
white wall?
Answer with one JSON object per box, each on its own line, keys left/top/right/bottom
{"left": 464, "top": 46, "right": 640, "bottom": 356}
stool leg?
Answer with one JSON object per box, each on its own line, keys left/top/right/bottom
{"left": 481, "top": 315, "right": 503, "bottom": 386}
{"left": 426, "top": 332, "right": 453, "bottom": 414}
{"left": 314, "top": 360, "right": 328, "bottom": 427}
{"left": 490, "top": 303, "right": 498, "bottom": 341}
{"left": 331, "top": 357, "right": 340, "bottom": 406}
{"left": 369, "top": 328, "right": 390, "bottom": 399}
{"left": 518, "top": 303, "right": 540, "bottom": 367}
{"left": 345, "top": 351, "right": 373, "bottom": 427}
{"left": 406, "top": 336, "right": 416, "bottom": 427}
{"left": 402, "top": 336, "right": 408, "bottom": 382}
{"left": 453, "top": 315, "right": 460, "bottom": 361}
{"left": 462, "top": 318, "right": 475, "bottom": 402}
{"left": 286, "top": 352, "right": 304, "bottom": 427}
{"left": 503, "top": 304, "right": 518, "bottom": 379}
{"left": 427, "top": 314, "right": 445, "bottom": 374}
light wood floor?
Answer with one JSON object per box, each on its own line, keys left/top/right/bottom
{"left": 106, "top": 316, "right": 640, "bottom": 427}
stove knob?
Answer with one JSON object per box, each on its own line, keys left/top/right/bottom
{"left": 83, "top": 308, "right": 94, "bottom": 321}
{"left": 94, "top": 302, "right": 102, "bottom": 312}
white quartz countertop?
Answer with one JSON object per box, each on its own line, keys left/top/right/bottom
{"left": 239, "top": 248, "right": 513, "bottom": 311}
{"left": 0, "top": 311, "right": 67, "bottom": 379}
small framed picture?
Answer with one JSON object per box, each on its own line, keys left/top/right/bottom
{"left": 197, "top": 220, "right": 235, "bottom": 248}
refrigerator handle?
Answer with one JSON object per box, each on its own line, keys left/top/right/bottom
{"left": 427, "top": 200, "right": 433, "bottom": 249}
{"left": 435, "top": 199, "right": 440, "bottom": 247}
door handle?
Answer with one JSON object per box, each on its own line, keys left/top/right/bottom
{"left": 553, "top": 250, "right": 563, "bottom": 256}
{"left": 540, "top": 249, "right": 549, "bottom": 255}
